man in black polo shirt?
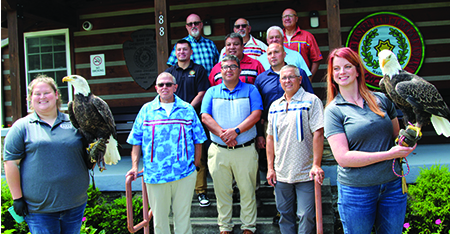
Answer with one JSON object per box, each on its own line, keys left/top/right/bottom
{"left": 165, "top": 39, "right": 211, "bottom": 207}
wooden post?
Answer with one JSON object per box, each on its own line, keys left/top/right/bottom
{"left": 315, "top": 175, "right": 323, "bottom": 234}
{"left": 154, "top": 0, "right": 170, "bottom": 74}
{"left": 326, "top": 0, "right": 342, "bottom": 52}
{"left": 7, "top": 8, "right": 27, "bottom": 122}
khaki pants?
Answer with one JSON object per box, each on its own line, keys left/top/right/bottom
{"left": 146, "top": 170, "right": 197, "bottom": 234}
{"left": 207, "top": 143, "right": 258, "bottom": 232}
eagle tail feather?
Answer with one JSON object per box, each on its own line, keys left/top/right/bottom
{"left": 104, "top": 135, "right": 122, "bottom": 165}
{"left": 431, "top": 115, "right": 450, "bottom": 137}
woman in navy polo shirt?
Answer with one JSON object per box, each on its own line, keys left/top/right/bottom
{"left": 3, "top": 75, "right": 90, "bottom": 234}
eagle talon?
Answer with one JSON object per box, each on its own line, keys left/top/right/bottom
{"left": 396, "top": 125, "right": 422, "bottom": 147}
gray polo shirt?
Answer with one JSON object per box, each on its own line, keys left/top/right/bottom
{"left": 324, "top": 92, "right": 400, "bottom": 187}
{"left": 3, "top": 111, "right": 89, "bottom": 213}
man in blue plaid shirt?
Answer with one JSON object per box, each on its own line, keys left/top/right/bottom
{"left": 167, "top": 14, "right": 219, "bottom": 76}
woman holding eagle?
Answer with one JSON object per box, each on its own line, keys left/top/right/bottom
{"left": 3, "top": 75, "right": 91, "bottom": 233}
{"left": 323, "top": 47, "right": 416, "bottom": 233}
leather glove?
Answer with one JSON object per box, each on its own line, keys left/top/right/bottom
{"left": 13, "top": 197, "right": 28, "bottom": 216}
{"left": 396, "top": 126, "right": 422, "bottom": 147}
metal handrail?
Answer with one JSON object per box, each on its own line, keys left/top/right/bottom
{"left": 126, "top": 171, "right": 153, "bottom": 234}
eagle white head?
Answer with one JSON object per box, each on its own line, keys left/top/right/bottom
{"left": 378, "top": 50, "right": 402, "bottom": 79}
{"left": 62, "top": 75, "right": 91, "bottom": 96}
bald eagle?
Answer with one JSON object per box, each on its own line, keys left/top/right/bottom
{"left": 378, "top": 49, "right": 450, "bottom": 139}
{"left": 63, "top": 75, "right": 121, "bottom": 171}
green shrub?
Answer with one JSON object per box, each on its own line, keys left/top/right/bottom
{"left": 1, "top": 179, "right": 30, "bottom": 234}
{"left": 405, "top": 164, "right": 450, "bottom": 233}
{"left": 1, "top": 180, "right": 148, "bottom": 234}
{"left": 98, "top": 194, "right": 145, "bottom": 234}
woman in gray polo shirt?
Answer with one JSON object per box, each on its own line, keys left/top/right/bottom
{"left": 323, "top": 47, "right": 416, "bottom": 234}
{"left": 3, "top": 75, "right": 90, "bottom": 233}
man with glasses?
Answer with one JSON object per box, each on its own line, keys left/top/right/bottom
{"left": 126, "top": 72, "right": 207, "bottom": 234}
{"left": 219, "top": 18, "right": 267, "bottom": 59}
{"left": 266, "top": 64, "right": 324, "bottom": 233}
{"left": 167, "top": 13, "right": 219, "bottom": 76}
{"left": 165, "top": 39, "right": 211, "bottom": 208}
{"left": 201, "top": 55, "right": 263, "bottom": 234}
{"left": 209, "top": 33, "right": 264, "bottom": 86}
{"left": 282, "top": 8, "right": 322, "bottom": 81}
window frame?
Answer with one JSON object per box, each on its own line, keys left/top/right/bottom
{"left": 24, "top": 28, "right": 73, "bottom": 112}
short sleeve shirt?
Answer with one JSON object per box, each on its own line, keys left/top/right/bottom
{"left": 267, "top": 88, "right": 324, "bottom": 183}
{"left": 324, "top": 92, "right": 401, "bottom": 187}
{"left": 283, "top": 27, "right": 322, "bottom": 69}
{"left": 208, "top": 54, "right": 265, "bottom": 86}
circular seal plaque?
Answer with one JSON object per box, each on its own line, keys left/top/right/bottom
{"left": 346, "top": 12, "right": 425, "bottom": 89}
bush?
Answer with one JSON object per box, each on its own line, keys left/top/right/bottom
{"left": 1, "top": 179, "right": 30, "bottom": 234}
{"left": 405, "top": 164, "right": 450, "bottom": 233}
{"left": 1, "top": 180, "right": 148, "bottom": 234}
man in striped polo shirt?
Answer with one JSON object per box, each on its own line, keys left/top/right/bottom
{"left": 209, "top": 33, "right": 264, "bottom": 86}
{"left": 201, "top": 55, "right": 263, "bottom": 234}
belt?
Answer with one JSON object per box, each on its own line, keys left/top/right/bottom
{"left": 213, "top": 139, "right": 255, "bottom": 150}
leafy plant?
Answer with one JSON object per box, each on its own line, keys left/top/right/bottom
{"left": 1, "top": 179, "right": 30, "bottom": 234}
{"left": 404, "top": 164, "right": 450, "bottom": 233}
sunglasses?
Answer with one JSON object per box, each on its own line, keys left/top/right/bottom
{"left": 156, "top": 83, "right": 175, "bottom": 87}
{"left": 186, "top": 21, "right": 201, "bottom": 27}
{"left": 234, "top": 24, "right": 248, "bottom": 29}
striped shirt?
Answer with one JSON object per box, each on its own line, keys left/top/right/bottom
{"left": 127, "top": 95, "right": 207, "bottom": 184}
{"left": 208, "top": 54, "right": 265, "bottom": 86}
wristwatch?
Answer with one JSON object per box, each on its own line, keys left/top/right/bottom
{"left": 235, "top": 127, "right": 241, "bottom": 135}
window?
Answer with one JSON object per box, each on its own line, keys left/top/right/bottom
{"left": 24, "top": 29, "right": 72, "bottom": 111}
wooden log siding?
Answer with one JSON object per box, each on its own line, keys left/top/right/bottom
{"left": 1, "top": 0, "right": 450, "bottom": 143}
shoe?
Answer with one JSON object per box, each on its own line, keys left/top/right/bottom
{"left": 197, "top": 193, "right": 210, "bottom": 207}
{"left": 273, "top": 212, "right": 280, "bottom": 226}
{"left": 220, "top": 231, "right": 232, "bottom": 234}
{"left": 242, "top": 230, "right": 254, "bottom": 234}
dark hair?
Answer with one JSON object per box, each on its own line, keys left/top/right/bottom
{"left": 222, "top": 54, "right": 240, "bottom": 67}
{"left": 176, "top": 39, "right": 192, "bottom": 50}
{"left": 225, "top": 32, "right": 243, "bottom": 45}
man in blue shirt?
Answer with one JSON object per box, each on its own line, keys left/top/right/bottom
{"left": 165, "top": 39, "right": 211, "bottom": 207}
{"left": 126, "top": 72, "right": 207, "bottom": 234}
{"left": 167, "top": 14, "right": 220, "bottom": 76}
{"left": 201, "top": 55, "right": 263, "bottom": 234}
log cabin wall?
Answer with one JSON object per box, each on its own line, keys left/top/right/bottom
{"left": 2, "top": 0, "right": 449, "bottom": 147}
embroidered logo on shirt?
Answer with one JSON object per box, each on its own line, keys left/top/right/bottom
{"left": 189, "top": 70, "right": 196, "bottom": 77}
{"left": 60, "top": 123, "right": 73, "bottom": 129}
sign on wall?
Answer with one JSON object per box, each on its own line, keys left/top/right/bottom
{"left": 90, "top": 54, "right": 106, "bottom": 76}
{"left": 123, "top": 29, "right": 157, "bottom": 90}
{"left": 346, "top": 12, "right": 425, "bottom": 89}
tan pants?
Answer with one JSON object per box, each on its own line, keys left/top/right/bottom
{"left": 207, "top": 143, "right": 258, "bottom": 233}
{"left": 146, "top": 170, "right": 197, "bottom": 234}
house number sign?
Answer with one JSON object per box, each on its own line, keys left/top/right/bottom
{"left": 159, "top": 14, "right": 164, "bottom": 36}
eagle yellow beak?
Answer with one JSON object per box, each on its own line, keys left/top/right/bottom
{"left": 380, "top": 58, "right": 387, "bottom": 68}
{"left": 62, "top": 76, "right": 73, "bottom": 83}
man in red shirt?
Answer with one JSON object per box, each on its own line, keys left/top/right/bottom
{"left": 209, "top": 33, "right": 264, "bottom": 86}
{"left": 282, "top": 8, "right": 322, "bottom": 80}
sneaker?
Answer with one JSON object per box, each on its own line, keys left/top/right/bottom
{"left": 197, "top": 193, "right": 210, "bottom": 207}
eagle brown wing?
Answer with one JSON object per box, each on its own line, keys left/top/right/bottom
{"left": 91, "top": 95, "right": 117, "bottom": 139}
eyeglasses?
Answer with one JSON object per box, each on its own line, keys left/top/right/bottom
{"left": 280, "top": 76, "right": 298, "bottom": 81}
{"left": 156, "top": 83, "right": 175, "bottom": 87}
{"left": 282, "top": 14, "right": 297, "bottom": 19}
{"left": 221, "top": 65, "right": 239, "bottom": 71}
{"left": 234, "top": 24, "right": 248, "bottom": 29}
{"left": 186, "top": 21, "right": 201, "bottom": 27}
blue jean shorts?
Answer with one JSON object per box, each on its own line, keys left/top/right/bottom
{"left": 337, "top": 178, "right": 407, "bottom": 234}
{"left": 25, "top": 202, "right": 87, "bottom": 234}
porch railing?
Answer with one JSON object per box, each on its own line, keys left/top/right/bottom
{"left": 126, "top": 171, "right": 152, "bottom": 234}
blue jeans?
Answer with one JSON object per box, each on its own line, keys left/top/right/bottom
{"left": 25, "top": 202, "right": 87, "bottom": 234}
{"left": 337, "top": 178, "right": 407, "bottom": 234}
{"left": 274, "top": 181, "right": 315, "bottom": 234}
